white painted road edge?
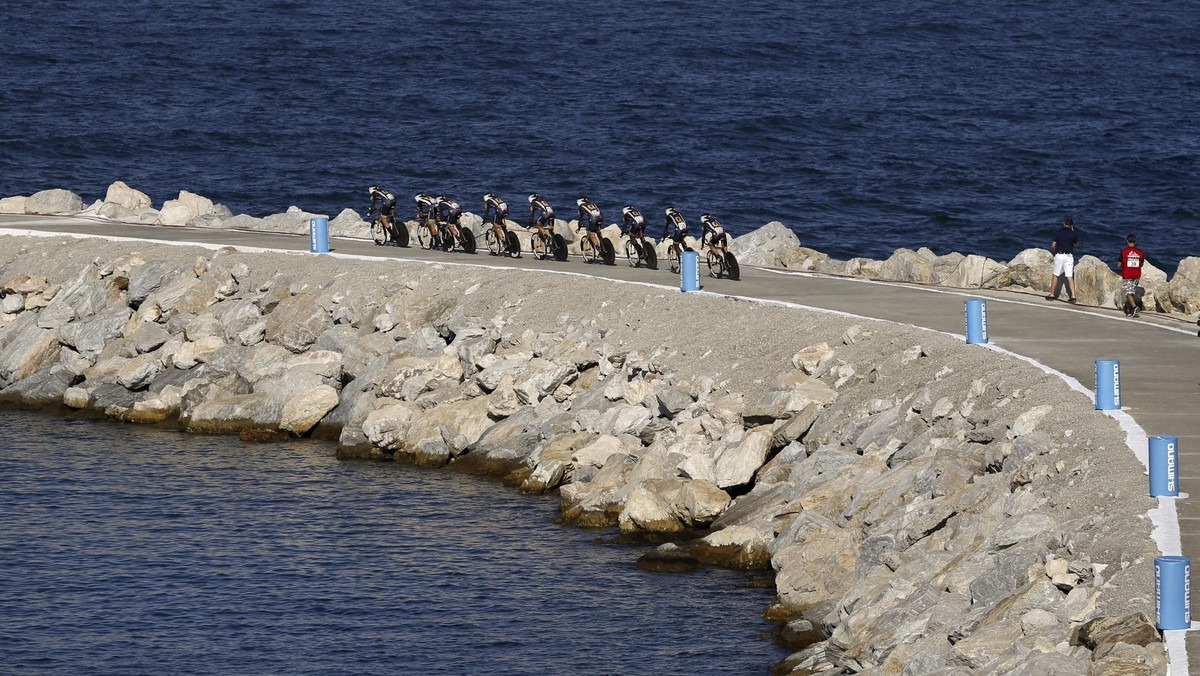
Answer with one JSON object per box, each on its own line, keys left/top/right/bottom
{"left": 1, "top": 228, "right": 1190, "bottom": 673}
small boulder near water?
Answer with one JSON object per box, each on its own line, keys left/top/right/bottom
{"left": 729, "top": 221, "right": 801, "bottom": 267}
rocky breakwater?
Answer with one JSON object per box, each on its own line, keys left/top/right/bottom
{"left": 0, "top": 233, "right": 1174, "bottom": 675}
{"left": 8, "top": 183, "right": 1199, "bottom": 316}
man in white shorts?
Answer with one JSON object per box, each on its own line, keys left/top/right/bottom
{"left": 1047, "top": 217, "right": 1079, "bottom": 304}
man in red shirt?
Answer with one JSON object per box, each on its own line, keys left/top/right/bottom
{"left": 1118, "top": 234, "right": 1145, "bottom": 317}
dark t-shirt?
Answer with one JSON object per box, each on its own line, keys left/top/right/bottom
{"left": 1051, "top": 226, "right": 1078, "bottom": 256}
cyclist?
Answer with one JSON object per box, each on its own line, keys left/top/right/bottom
{"left": 576, "top": 197, "right": 604, "bottom": 256}
{"left": 699, "top": 213, "right": 728, "bottom": 258}
{"left": 435, "top": 195, "right": 463, "bottom": 246}
{"left": 528, "top": 193, "right": 556, "bottom": 242}
{"left": 368, "top": 186, "right": 397, "bottom": 243}
{"left": 483, "top": 193, "right": 509, "bottom": 254}
{"left": 622, "top": 205, "right": 648, "bottom": 250}
{"left": 662, "top": 207, "right": 688, "bottom": 261}
{"left": 415, "top": 193, "right": 439, "bottom": 246}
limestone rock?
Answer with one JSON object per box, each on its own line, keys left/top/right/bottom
{"left": 728, "top": 221, "right": 801, "bottom": 267}
{"left": 279, "top": 385, "right": 340, "bottom": 435}
{"left": 329, "top": 208, "right": 370, "bottom": 239}
{"left": 1073, "top": 255, "right": 1123, "bottom": 308}
{"left": 255, "top": 206, "right": 327, "bottom": 234}
{"left": 157, "top": 190, "right": 216, "bottom": 226}
{"left": 24, "top": 189, "right": 84, "bottom": 215}
{"left": 940, "top": 254, "right": 1008, "bottom": 288}
{"left": 264, "top": 294, "right": 331, "bottom": 353}
{"left": 362, "top": 402, "right": 422, "bottom": 451}
{"left": 0, "top": 327, "right": 62, "bottom": 383}
{"left": 2, "top": 273, "right": 48, "bottom": 295}
{"left": 1076, "top": 613, "right": 1159, "bottom": 649}
{"left": 878, "top": 248, "right": 934, "bottom": 283}
{"left": 0, "top": 195, "right": 27, "bottom": 213}
{"left": 115, "top": 353, "right": 164, "bottom": 390}
{"left": 714, "top": 426, "right": 773, "bottom": 488}
{"left": 103, "top": 181, "right": 151, "bottom": 211}
{"left": 792, "top": 343, "right": 835, "bottom": 375}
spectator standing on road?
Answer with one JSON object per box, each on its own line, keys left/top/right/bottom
{"left": 1118, "top": 234, "right": 1146, "bottom": 317}
{"left": 1047, "top": 217, "right": 1080, "bottom": 304}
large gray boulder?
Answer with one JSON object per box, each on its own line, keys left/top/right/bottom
{"left": 264, "top": 294, "right": 331, "bottom": 353}
{"left": 24, "top": 189, "right": 84, "bottom": 215}
{"left": 1158, "top": 256, "right": 1200, "bottom": 314}
{"left": 729, "top": 221, "right": 801, "bottom": 267}
{"left": 878, "top": 248, "right": 935, "bottom": 283}
{"left": 103, "top": 181, "right": 151, "bottom": 211}
{"left": 0, "top": 327, "right": 63, "bottom": 384}
{"left": 254, "top": 206, "right": 328, "bottom": 234}
{"left": 1073, "top": 255, "right": 1123, "bottom": 308}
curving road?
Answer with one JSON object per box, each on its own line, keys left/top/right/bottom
{"left": 3, "top": 213, "right": 1199, "bottom": 667}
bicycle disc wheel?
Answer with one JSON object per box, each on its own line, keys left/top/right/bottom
{"left": 460, "top": 228, "right": 476, "bottom": 254}
{"left": 552, "top": 234, "right": 568, "bottom": 262}
{"left": 725, "top": 251, "right": 740, "bottom": 281}
{"left": 505, "top": 230, "right": 521, "bottom": 257}
{"left": 601, "top": 239, "right": 615, "bottom": 266}
{"left": 644, "top": 244, "right": 658, "bottom": 270}
{"left": 372, "top": 221, "right": 387, "bottom": 246}
{"left": 395, "top": 223, "right": 409, "bottom": 248}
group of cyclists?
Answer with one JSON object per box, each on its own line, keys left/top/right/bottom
{"left": 367, "top": 186, "right": 733, "bottom": 274}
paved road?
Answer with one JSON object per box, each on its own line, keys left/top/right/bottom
{"left": 4, "top": 214, "right": 1199, "bottom": 664}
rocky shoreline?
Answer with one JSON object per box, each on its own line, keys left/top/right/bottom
{"left": 4, "top": 183, "right": 1199, "bottom": 318}
{"left": 0, "top": 220, "right": 1176, "bottom": 672}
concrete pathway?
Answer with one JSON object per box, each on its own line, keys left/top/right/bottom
{"left": 4, "top": 214, "right": 1198, "bottom": 667}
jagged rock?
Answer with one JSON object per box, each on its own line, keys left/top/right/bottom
{"left": 792, "top": 343, "right": 835, "bottom": 375}
{"left": 1, "top": 294, "right": 23, "bottom": 314}
{"left": 777, "top": 246, "right": 835, "bottom": 272}
{"left": 1087, "top": 642, "right": 1169, "bottom": 676}
{"left": 878, "top": 248, "right": 934, "bottom": 283}
{"left": 362, "top": 402, "right": 422, "bottom": 451}
{"left": 264, "top": 294, "right": 331, "bottom": 353}
{"left": 512, "top": 358, "right": 577, "bottom": 405}
{"left": 1158, "top": 257, "right": 1200, "bottom": 314}
{"left": 620, "top": 483, "right": 683, "bottom": 532}
{"left": 129, "top": 322, "right": 170, "bottom": 354}
{"left": 2, "top": 273, "right": 48, "bottom": 295}
{"left": 157, "top": 190, "right": 216, "bottom": 226}
{"left": 279, "top": 385, "right": 340, "bottom": 435}
{"left": 103, "top": 181, "right": 151, "bottom": 211}
{"left": 24, "top": 188, "right": 83, "bottom": 215}
{"left": 254, "top": 206, "right": 327, "bottom": 234}
{"left": 520, "top": 459, "right": 566, "bottom": 495}
{"left": 329, "top": 208, "right": 370, "bottom": 238}
{"left": 714, "top": 426, "right": 773, "bottom": 488}
{"left": 1073, "top": 255, "right": 1124, "bottom": 308}
{"left": 728, "top": 221, "right": 801, "bottom": 267}
{"left": 0, "top": 327, "right": 62, "bottom": 383}
{"left": 115, "top": 354, "right": 164, "bottom": 390}
{"left": 770, "top": 512, "right": 860, "bottom": 619}
{"left": 1075, "top": 613, "right": 1159, "bottom": 649}
{"left": 941, "top": 254, "right": 1008, "bottom": 288}
{"left": 0, "top": 367, "right": 75, "bottom": 407}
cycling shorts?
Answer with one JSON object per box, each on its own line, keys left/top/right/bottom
{"left": 584, "top": 218, "right": 603, "bottom": 233}
{"left": 708, "top": 232, "right": 727, "bottom": 247}
{"left": 670, "top": 230, "right": 687, "bottom": 243}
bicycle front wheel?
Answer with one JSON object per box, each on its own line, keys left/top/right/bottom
{"left": 668, "top": 246, "right": 680, "bottom": 274}
{"left": 417, "top": 223, "right": 433, "bottom": 249}
{"left": 707, "top": 250, "right": 724, "bottom": 278}
{"left": 625, "top": 239, "right": 640, "bottom": 267}
{"left": 533, "top": 233, "right": 549, "bottom": 260}
{"left": 581, "top": 237, "right": 597, "bottom": 264}
{"left": 372, "top": 221, "right": 387, "bottom": 246}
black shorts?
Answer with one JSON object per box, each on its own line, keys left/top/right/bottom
{"left": 493, "top": 207, "right": 508, "bottom": 224}
{"left": 443, "top": 208, "right": 461, "bottom": 225}
{"left": 670, "top": 231, "right": 687, "bottom": 243}
{"left": 627, "top": 225, "right": 645, "bottom": 238}
{"left": 585, "top": 218, "right": 603, "bottom": 233}
{"left": 708, "top": 232, "right": 727, "bottom": 247}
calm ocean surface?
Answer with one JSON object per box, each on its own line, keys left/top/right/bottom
{"left": 0, "top": 410, "right": 783, "bottom": 675}
{"left": 0, "top": 0, "right": 1197, "bottom": 271}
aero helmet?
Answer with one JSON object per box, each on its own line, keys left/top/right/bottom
{"left": 528, "top": 193, "right": 539, "bottom": 203}
{"left": 483, "top": 192, "right": 495, "bottom": 201}
{"left": 576, "top": 197, "right": 587, "bottom": 207}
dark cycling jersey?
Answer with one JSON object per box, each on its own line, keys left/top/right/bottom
{"left": 664, "top": 211, "right": 688, "bottom": 241}
{"left": 701, "top": 218, "right": 727, "bottom": 246}
{"left": 436, "top": 198, "right": 462, "bottom": 225}
{"left": 578, "top": 200, "right": 603, "bottom": 232}
{"left": 530, "top": 198, "right": 555, "bottom": 228}
{"left": 623, "top": 209, "right": 645, "bottom": 236}
{"left": 369, "top": 188, "right": 396, "bottom": 214}
{"left": 484, "top": 195, "right": 508, "bottom": 224}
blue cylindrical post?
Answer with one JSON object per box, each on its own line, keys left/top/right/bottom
{"left": 1150, "top": 435, "right": 1180, "bottom": 497}
{"left": 681, "top": 251, "right": 700, "bottom": 292}
{"left": 1094, "top": 359, "right": 1121, "bottom": 410}
{"left": 310, "top": 217, "right": 329, "bottom": 253}
{"left": 1156, "top": 555, "right": 1191, "bottom": 630}
{"left": 965, "top": 298, "right": 988, "bottom": 344}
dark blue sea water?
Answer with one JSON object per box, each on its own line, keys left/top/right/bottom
{"left": 0, "top": 410, "right": 783, "bottom": 675}
{"left": 0, "top": 0, "right": 1197, "bottom": 271}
